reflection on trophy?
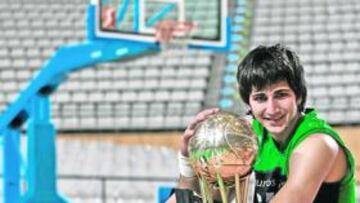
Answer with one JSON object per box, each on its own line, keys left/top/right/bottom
{"left": 188, "top": 112, "right": 258, "bottom": 203}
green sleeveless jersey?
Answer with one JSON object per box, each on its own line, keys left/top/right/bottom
{"left": 251, "top": 109, "right": 356, "bottom": 203}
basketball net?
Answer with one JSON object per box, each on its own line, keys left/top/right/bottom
{"left": 155, "top": 20, "right": 196, "bottom": 51}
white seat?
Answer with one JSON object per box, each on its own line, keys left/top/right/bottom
{"left": 328, "top": 86, "right": 345, "bottom": 97}
{"left": 170, "top": 90, "right": 187, "bottom": 101}
{"left": 144, "top": 67, "right": 160, "bottom": 77}
{"left": 62, "top": 117, "right": 80, "bottom": 130}
{"left": 104, "top": 91, "right": 121, "bottom": 102}
{"left": 128, "top": 80, "right": 144, "bottom": 90}
{"left": 154, "top": 91, "right": 170, "bottom": 101}
{"left": 80, "top": 68, "right": 96, "bottom": 79}
{"left": 0, "top": 58, "right": 11, "bottom": 68}
{"left": 327, "top": 111, "right": 346, "bottom": 124}
{"left": 188, "top": 90, "right": 205, "bottom": 101}
{"left": 71, "top": 92, "right": 88, "bottom": 103}
{"left": 62, "top": 103, "right": 78, "bottom": 117}
{"left": 79, "top": 103, "right": 95, "bottom": 116}
{"left": 78, "top": 117, "right": 97, "bottom": 129}
{"left": 1, "top": 69, "right": 16, "bottom": 80}
{"left": 121, "top": 91, "right": 138, "bottom": 102}
{"left": 96, "top": 68, "right": 113, "bottom": 78}
{"left": 97, "top": 103, "right": 113, "bottom": 117}
{"left": 147, "top": 116, "right": 164, "bottom": 129}
{"left": 160, "top": 67, "right": 177, "bottom": 77}
{"left": 190, "top": 78, "right": 207, "bottom": 89}
{"left": 137, "top": 91, "right": 154, "bottom": 102}
{"left": 164, "top": 116, "right": 182, "bottom": 128}
{"left": 166, "top": 102, "right": 183, "bottom": 115}
{"left": 88, "top": 91, "right": 105, "bottom": 102}
{"left": 58, "top": 179, "right": 102, "bottom": 197}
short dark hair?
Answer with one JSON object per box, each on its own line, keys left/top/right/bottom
{"left": 236, "top": 44, "right": 307, "bottom": 112}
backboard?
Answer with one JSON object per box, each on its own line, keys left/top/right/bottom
{"left": 92, "top": 0, "right": 230, "bottom": 51}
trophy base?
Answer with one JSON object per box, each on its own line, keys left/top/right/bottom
{"left": 174, "top": 188, "right": 221, "bottom": 203}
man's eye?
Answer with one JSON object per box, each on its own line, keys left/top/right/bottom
{"left": 275, "top": 92, "right": 288, "bottom": 98}
{"left": 253, "top": 95, "right": 266, "bottom": 102}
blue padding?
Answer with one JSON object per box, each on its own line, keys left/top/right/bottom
{"left": 237, "top": 0, "right": 246, "bottom": 5}
{"left": 221, "top": 87, "right": 236, "bottom": 96}
{"left": 225, "top": 64, "right": 237, "bottom": 73}
{"left": 231, "top": 34, "right": 243, "bottom": 42}
{"left": 227, "top": 53, "right": 240, "bottom": 62}
{"left": 232, "top": 24, "right": 244, "bottom": 32}
{"left": 157, "top": 186, "right": 174, "bottom": 203}
{"left": 236, "top": 6, "right": 246, "bottom": 13}
{"left": 223, "top": 75, "right": 237, "bottom": 83}
{"left": 219, "top": 99, "right": 234, "bottom": 108}
{"left": 234, "top": 15, "right": 245, "bottom": 23}
{"left": 230, "top": 44, "right": 241, "bottom": 51}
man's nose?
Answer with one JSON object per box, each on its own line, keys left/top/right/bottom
{"left": 266, "top": 98, "right": 280, "bottom": 114}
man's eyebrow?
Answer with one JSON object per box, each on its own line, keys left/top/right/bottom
{"left": 274, "top": 88, "right": 292, "bottom": 92}
{"left": 250, "top": 92, "right": 265, "bottom": 96}
{"left": 251, "top": 88, "right": 291, "bottom": 95}
{"left": 251, "top": 87, "right": 265, "bottom": 93}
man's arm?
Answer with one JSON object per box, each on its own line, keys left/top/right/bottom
{"left": 166, "top": 108, "right": 220, "bottom": 203}
{"left": 178, "top": 175, "right": 201, "bottom": 191}
{"left": 165, "top": 175, "right": 200, "bottom": 203}
{"left": 270, "top": 134, "right": 345, "bottom": 203}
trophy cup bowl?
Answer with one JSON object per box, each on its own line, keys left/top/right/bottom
{"left": 188, "top": 111, "right": 258, "bottom": 202}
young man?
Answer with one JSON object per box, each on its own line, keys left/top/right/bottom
{"left": 167, "top": 44, "right": 356, "bottom": 203}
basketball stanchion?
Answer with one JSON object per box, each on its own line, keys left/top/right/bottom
{"left": 154, "top": 20, "right": 197, "bottom": 51}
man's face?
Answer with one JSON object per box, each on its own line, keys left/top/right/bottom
{"left": 249, "top": 80, "right": 299, "bottom": 136}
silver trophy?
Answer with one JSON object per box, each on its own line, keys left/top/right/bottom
{"left": 188, "top": 111, "right": 258, "bottom": 203}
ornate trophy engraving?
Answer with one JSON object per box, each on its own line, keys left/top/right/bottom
{"left": 188, "top": 112, "right": 258, "bottom": 203}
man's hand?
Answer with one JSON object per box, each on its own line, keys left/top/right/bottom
{"left": 180, "top": 108, "right": 220, "bottom": 157}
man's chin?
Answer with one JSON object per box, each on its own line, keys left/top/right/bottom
{"left": 265, "top": 125, "right": 285, "bottom": 135}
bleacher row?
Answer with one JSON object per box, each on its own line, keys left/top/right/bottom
{"left": 57, "top": 139, "right": 178, "bottom": 202}
{"left": 11, "top": 0, "right": 352, "bottom": 131}
{"left": 51, "top": 50, "right": 212, "bottom": 130}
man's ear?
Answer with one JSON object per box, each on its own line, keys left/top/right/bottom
{"left": 296, "top": 97, "right": 303, "bottom": 110}
{"left": 246, "top": 105, "right": 252, "bottom": 115}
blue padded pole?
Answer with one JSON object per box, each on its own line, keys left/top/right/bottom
{"left": 3, "top": 128, "right": 21, "bottom": 203}
{"left": 21, "top": 95, "right": 66, "bottom": 203}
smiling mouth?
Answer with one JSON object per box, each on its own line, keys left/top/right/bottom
{"left": 264, "top": 115, "right": 285, "bottom": 122}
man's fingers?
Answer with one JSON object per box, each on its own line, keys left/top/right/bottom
{"left": 184, "top": 108, "right": 220, "bottom": 141}
{"left": 181, "top": 108, "right": 220, "bottom": 156}
{"left": 187, "top": 108, "right": 220, "bottom": 130}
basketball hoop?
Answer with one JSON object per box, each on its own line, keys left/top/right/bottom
{"left": 155, "top": 20, "right": 196, "bottom": 51}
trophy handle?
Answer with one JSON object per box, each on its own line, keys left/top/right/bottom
{"left": 235, "top": 171, "right": 258, "bottom": 203}
{"left": 238, "top": 172, "right": 258, "bottom": 203}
